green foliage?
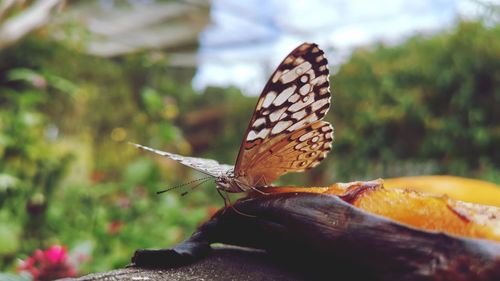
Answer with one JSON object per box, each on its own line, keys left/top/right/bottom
{"left": 329, "top": 21, "right": 500, "bottom": 182}
{"left": 0, "top": 38, "right": 215, "bottom": 274}
{"left": 0, "top": 65, "right": 75, "bottom": 267}
{"left": 0, "top": 20, "right": 498, "bottom": 277}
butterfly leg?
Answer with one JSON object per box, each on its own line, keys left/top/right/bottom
{"left": 248, "top": 176, "right": 270, "bottom": 195}
{"left": 216, "top": 186, "right": 230, "bottom": 216}
{"left": 216, "top": 186, "right": 257, "bottom": 218}
{"left": 249, "top": 185, "right": 270, "bottom": 195}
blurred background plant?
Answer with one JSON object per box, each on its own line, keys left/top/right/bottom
{"left": 0, "top": 0, "right": 498, "bottom": 279}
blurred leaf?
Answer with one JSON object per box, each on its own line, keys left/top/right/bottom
{"left": 0, "top": 221, "right": 20, "bottom": 255}
{"left": 124, "top": 159, "right": 157, "bottom": 186}
{"left": 141, "top": 87, "right": 163, "bottom": 115}
{"left": 43, "top": 73, "right": 79, "bottom": 96}
{"left": 6, "top": 69, "right": 45, "bottom": 86}
{"left": 159, "top": 123, "right": 178, "bottom": 142}
{"left": 0, "top": 174, "right": 20, "bottom": 192}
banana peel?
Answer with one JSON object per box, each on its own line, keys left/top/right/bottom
{"left": 132, "top": 179, "right": 500, "bottom": 280}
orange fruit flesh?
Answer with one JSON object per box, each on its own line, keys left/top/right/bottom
{"left": 384, "top": 176, "right": 500, "bottom": 207}
{"left": 266, "top": 179, "right": 500, "bottom": 242}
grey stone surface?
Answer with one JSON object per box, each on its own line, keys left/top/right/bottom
{"left": 61, "top": 246, "right": 306, "bottom": 281}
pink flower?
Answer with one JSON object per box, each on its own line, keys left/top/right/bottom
{"left": 45, "top": 245, "right": 67, "bottom": 264}
{"left": 18, "top": 245, "right": 78, "bottom": 281}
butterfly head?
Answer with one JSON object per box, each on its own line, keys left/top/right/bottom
{"left": 215, "top": 170, "right": 249, "bottom": 193}
{"left": 215, "top": 176, "right": 233, "bottom": 191}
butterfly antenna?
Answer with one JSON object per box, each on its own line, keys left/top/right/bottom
{"left": 157, "top": 176, "right": 212, "bottom": 194}
{"left": 180, "top": 178, "right": 213, "bottom": 197}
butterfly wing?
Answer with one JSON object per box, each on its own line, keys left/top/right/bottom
{"left": 239, "top": 121, "right": 333, "bottom": 186}
{"left": 131, "top": 143, "right": 234, "bottom": 177}
{"left": 234, "top": 43, "right": 332, "bottom": 186}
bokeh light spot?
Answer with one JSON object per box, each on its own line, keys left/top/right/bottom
{"left": 111, "top": 127, "right": 127, "bottom": 142}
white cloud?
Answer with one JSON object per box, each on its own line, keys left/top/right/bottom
{"left": 194, "top": 0, "right": 484, "bottom": 96}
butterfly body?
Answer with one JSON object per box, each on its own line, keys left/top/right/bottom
{"left": 214, "top": 172, "right": 251, "bottom": 193}
{"left": 133, "top": 42, "right": 333, "bottom": 193}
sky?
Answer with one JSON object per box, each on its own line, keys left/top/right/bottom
{"left": 192, "top": 0, "right": 494, "bottom": 96}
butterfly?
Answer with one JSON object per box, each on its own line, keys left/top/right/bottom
{"left": 132, "top": 43, "right": 333, "bottom": 194}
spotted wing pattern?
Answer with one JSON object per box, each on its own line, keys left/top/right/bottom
{"left": 234, "top": 43, "right": 332, "bottom": 186}
{"left": 241, "top": 121, "right": 333, "bottom": 186}
{"left": 131, "top": 143, "right": 233, "bottom": 177}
